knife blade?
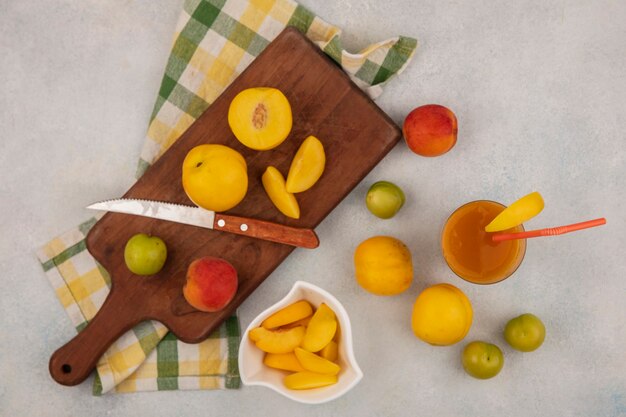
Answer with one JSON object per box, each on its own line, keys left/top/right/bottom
{"left": 87, "top": 199, "right": 319, "bottom": 249}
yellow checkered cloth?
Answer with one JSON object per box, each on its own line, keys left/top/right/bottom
{"left": 137, "top": 0, "right": 417, "bottom": 174}
{"left": 38, "top": 0, "right": 417, "bottom": 395}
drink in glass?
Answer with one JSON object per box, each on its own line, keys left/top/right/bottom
{"left": 441, "top": 200, "right": 526, "bottom": 284}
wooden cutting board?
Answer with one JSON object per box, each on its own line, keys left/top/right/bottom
{"left": 49, "top": 27, "right": 401, "bottom": 386}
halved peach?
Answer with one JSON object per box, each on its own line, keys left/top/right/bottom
{"left": 228, "top": 87, "right": 292, "bottom": 151}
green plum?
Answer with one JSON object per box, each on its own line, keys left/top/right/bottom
{"left": 504, "top": 313, "right": 546, "bottom": 352}
{"left": 124, "top": 233, "right": 167, "bottom": 275}
{"left": 462, "top": 341, "right": 504, "bottom": 379}
{"left": 365, "top": 181, "right": 405, "bottom": 219}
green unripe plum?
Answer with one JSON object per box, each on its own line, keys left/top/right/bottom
{"left": 462, "top": 341, "right": 504, "bottom": 379}
{"left": 124, "top": 233, "right": 167, "bottom": 275}
{"left": 366, "top": 181, "right": 405, "bottom": 219}
{"left": 504, "top": 313, "right": 546, "bottom": 352}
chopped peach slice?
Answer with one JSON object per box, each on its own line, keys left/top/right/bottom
{"left": 485, "top": 192, "right": 545, "bottom": 232}
{"left": 282, "top": 315, "right": 312, "bottom": 329}
{"left": 262, "top": 166, "right": 300, "bottom": 219}
{"left": 262, "top": 300, "right": 313, "bottom": 329}
{"left": 283, "top": 372, "right": 338, "bottom": 390}
{"left": 263, "top": 353, "right": 307, "bottom": 372}
{"left": 318, "top": 340, "right": 338, "bottom": 363}
{"left": 285, "top": 136, "right": 326, "bottom": 193}
{"left": 294, "top": 348, "right": 340, "bottom": 375}
{"left": 248, "top": 326, "right": 264, "bottom": 342}
{"left": 301, "top": 303, "right": 337, "bottom": 352}
{"left": 333, "top": 322, "right": 341, "bottom": 342}
{"left": 248, "top": 326, "right": 305, "bottom": 354}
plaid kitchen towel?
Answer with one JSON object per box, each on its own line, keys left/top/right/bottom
{"left": 137, "top": 0, "right": 417, "bottom": 175}
{"left": 37, "top": 0, "right": 417, "bottom": 395}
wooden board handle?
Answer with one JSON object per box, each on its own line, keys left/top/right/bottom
{"left": 214, "top": 213, "right": 319, "bottom": 249}
{"left": 49, "top": 289, "right": 141, "bottom": 386}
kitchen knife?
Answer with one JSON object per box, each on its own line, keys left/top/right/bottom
{"left": 87, "top": 199, "right": 319, "bottom": 249}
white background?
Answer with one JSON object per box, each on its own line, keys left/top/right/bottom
{"left": 1, "top": 0, "right": 625, "bottom": 416}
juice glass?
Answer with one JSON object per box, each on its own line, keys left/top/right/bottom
{"left": 441, "top": 200, "right": 526, "bottom": 284}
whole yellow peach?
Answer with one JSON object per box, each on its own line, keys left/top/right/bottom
{"left": 182, "top": 144, "right": 248, "bottom": 212}
{"left": 354, "top": 236, "right": 413, "bottom": 295}
{"left": 411, "top": 283, "right": 473, "bottom": 346}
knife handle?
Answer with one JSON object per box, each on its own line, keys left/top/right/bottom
{"left": 214, "top": 214, "right": 319, "bottom": 249}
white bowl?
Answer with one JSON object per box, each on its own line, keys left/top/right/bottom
{"left": 239, "top": 281, "right": 363, "bottom": 404}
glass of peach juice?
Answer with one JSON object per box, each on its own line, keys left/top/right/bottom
{"left": 441, "top": 200, "right": 526, "bottom": 284}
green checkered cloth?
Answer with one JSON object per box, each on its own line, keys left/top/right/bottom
{"left": 37, "top": 0, "right": 417, "bottom": 395}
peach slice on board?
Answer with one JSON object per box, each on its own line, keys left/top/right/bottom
{"left": 285, "top": 136, "right": 326, "bottom": 193}
{"left": 262, "top": 166, "right": 300, "bottom": 219}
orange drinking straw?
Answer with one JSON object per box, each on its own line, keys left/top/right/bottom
{"left": 491, "top": 218, "right": 606, "bottom": 242}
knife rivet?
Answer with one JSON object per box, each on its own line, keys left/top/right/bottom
{"left": 240, "top": 223, "right": 248, "bottom": 232}
{"left": 217, "top": 219, "right": 226, "bottom": 227}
